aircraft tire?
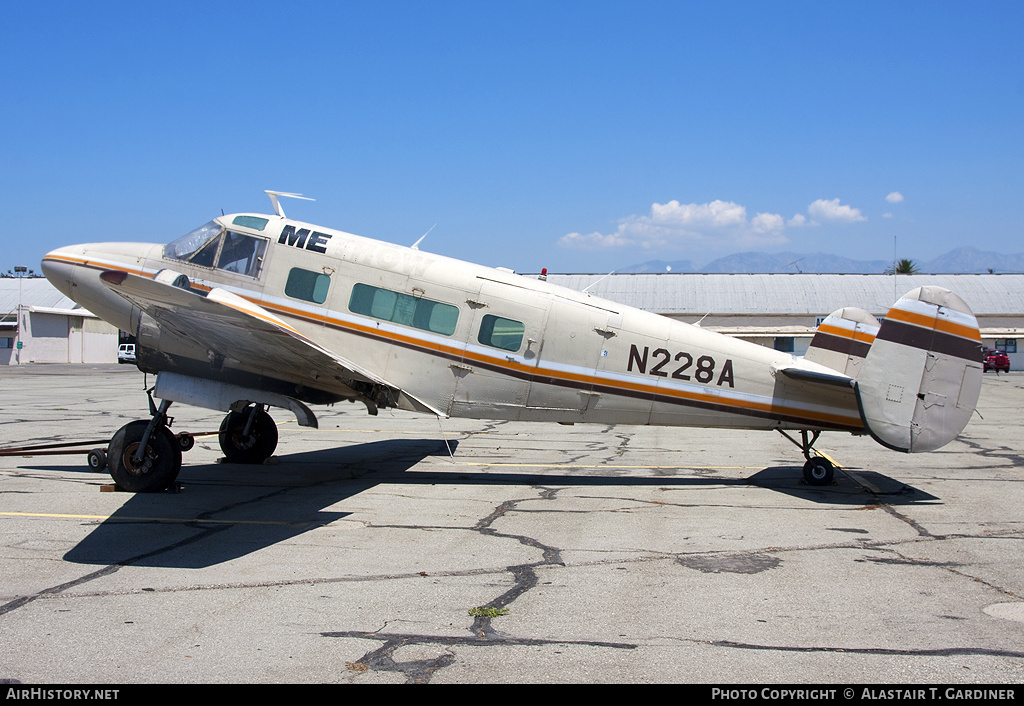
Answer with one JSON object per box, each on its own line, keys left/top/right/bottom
{"left": 219, "top": 409, "right": 278, "bottom": 464}
{"left": 802, "top": 457, "right": 834, "bottom": 486}
{"left": 87, "top": 448, "right": 107, "bottom": 472}
{"left": 107, "top": 421, "right": 182, "bottom": 492}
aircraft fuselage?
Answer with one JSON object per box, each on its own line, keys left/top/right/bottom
{"left": 43, "top": 212, "right": 863, "bottom": 434}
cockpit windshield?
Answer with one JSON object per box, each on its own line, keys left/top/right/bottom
{"left": 164, "top": 220, "right": 268, "bottom": 278}
{"left": 165, "top": 220, "right": 222, "bottom": 261}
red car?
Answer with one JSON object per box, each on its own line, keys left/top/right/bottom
{"left": 983, "top": 349, "right": 1010, "bottom": 373}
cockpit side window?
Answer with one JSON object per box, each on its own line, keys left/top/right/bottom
{"left": 189, "top": 234, "right": 221, "bottom": 268}
{"left": 217, "top": 231, "right": 267, "bottom": 277}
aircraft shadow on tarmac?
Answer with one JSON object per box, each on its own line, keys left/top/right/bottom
{"left": 39, "top": 437, "right": 935, "bottom": 570}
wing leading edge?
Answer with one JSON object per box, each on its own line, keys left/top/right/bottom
{"left": 98, "top": 269, "right": 445, "bottom": 417}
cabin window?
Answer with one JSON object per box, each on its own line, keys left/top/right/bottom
{"left": 285, "top": 268, "right": 331, "bottom": 304}
{"left": 348, "top": 283, "right": 459, "bottom": 336}
{"left": 231, "top": 215, "right": 269, "bottom": 231}
{"left": 478, "top": 314, "right": 525, "bottom": 352}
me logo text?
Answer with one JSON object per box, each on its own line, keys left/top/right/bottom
{"left": 278, "top": 225, "right": 332, "bottom": 254}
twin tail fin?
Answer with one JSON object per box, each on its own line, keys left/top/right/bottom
{"left": 807, "top": 287, "right": 982, "bottom": 453}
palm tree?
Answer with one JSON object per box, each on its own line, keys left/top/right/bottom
{"left": 885, "top": 258, "right": 919, "bottom": 275}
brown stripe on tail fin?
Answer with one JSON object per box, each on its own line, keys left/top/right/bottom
{"left": 804, "top": 307, "right": 880, "bottom": 379}
{"left": 855, "top": 287, "right": 982, "bottom": 453}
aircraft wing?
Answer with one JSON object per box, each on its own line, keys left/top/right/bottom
{"left": 98, "top": 270, "right": 444, "bottom": 416}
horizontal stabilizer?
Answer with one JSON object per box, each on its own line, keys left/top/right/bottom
{"left": 778, "top": 365, "right": 854, "bottom": 388}
{"left": 855, "top": 287, "right": 982, "bottom": 452}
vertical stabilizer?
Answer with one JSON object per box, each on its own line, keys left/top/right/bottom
{"left": 804, "top": 307, "right": 879, "bottom": 378}
{"left": 855, "top": 287, "right": 982, "bottom": 452}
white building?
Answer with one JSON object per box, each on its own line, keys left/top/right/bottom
{"left": 546, "top": 273, "right": 1023, "bottom": 370}
{"left": 0, "top": 278, "right": 118, "bottom": 365}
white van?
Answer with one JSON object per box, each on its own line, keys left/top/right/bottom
{"left": 117, "top": 344, "right": 136, "bottom": 364}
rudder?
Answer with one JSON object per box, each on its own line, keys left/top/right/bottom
{"left": 855, "top": 287, "right": 982, "bottom": 453}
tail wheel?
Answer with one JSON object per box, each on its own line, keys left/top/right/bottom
{"left": 87, "top": 448, "right": 107, "bottom": 472}
{"left": 803, "top": 457, "right": 835, "bottom": 486}
{"left": 107, "top": 421, "right": 182, "bottom": 492}
{"left": 219, "top": 409, "right": 278, "bottom": 464}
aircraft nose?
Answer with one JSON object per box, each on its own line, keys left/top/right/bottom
{"left": 41, "top": 245, "right": 83, "bottom": 298}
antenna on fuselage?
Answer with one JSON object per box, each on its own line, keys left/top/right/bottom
{"left": 411, "top": 224, "right": 437, "bottom": 251}
{"left": 265, "top": 190, "right": 315, "bottom": 218}
{"left": 582, "top": 271, "right": 615, "bottom": 296}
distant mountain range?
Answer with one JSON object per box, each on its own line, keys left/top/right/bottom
{"left": 620, "top": 247, "right": 1024, "bottom": 274}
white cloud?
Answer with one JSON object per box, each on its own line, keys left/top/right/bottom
{"left": 558, "top": 199, "right": 788, "bottom": 251}
{"left": 751, "top": 212, "right": 785, "bottom": 233}
{"left": 558, "top": 230, "right": 633, "bottom": 250}
{"left": 886, "top": 191, "right": 904, "bottom": 203}
{"left": 560, "top": 196, "right": 867, "bottom": 251}
{"left": 807, "top": 198, "right": 866, "bottom": 223}
{"left": 650, "top": 199, "right": 749, "bottom": 230}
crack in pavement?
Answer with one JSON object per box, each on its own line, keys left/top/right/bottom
{"left": 329, "top": 629, "right": 636, "bottom": 684}
{"left": 334, "top": 485, "right": 579, "bottom": 682}
{"left": 706, "top": 640, "right": 1024, "bottom": 659}
{"left": 956, "top": 437, "right": 1024, "bottom": 470}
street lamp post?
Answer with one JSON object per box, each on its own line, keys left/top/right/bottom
{"left": 14, "top": 266, "right": 26, "bottom": 365}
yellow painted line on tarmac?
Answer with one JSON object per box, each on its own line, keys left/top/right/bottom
{"left": 0, "top": 511, "right": 309, "bottom": 527}
{"left": 461, "top": 462, "right": 762, "bottom": 470}
{"left": 313, "top": 427, "right": 447, "bottom": 435}
{"left": 812, "top": 449, "right": 842, "bottom": 467}
{"left": 812, "top": 450, "right": 879, "bottom": 492}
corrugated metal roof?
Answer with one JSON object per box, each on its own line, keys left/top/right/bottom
{"left": 0, "top": 278, "right": 82, "bottom": 316}
{"left": 5, "top": 272, "right": 1020, "bottom": 324}
{"left": 544, "top": 273, "right": 1024, "bottom": 316}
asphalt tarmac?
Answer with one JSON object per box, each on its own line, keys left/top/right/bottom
{"left": 1, "top": 365, "right": 1022, "bottom": 684}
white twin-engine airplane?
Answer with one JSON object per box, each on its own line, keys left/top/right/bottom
{"left": 41, "top": 191, "right": 983, "bottom": 493}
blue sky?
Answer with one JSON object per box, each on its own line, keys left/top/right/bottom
{"left": 3, "top": 1, "right": 1022, "bottom": 274}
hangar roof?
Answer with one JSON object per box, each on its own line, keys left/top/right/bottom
{"left": 0, "top": 278, "right": 84, "bottom": 317}
{"left": 544, "top": 273, "right": 1024, "bottom": 317}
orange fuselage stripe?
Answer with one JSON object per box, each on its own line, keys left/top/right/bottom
{"left": 45, "top": 255, "right": 864, "bottom": 429}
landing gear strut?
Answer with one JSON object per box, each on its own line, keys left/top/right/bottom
{"left": 778, "top": 429, "right": 836, "bottom": 486}
{"left": 107, "top": 399, "right": 182, "bottom": 492}
{"left": 218, "top": 404, "right": 278, "bottom": 464}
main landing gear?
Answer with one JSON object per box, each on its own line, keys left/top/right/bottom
{"left": 106, "top": 399, "right": 182, "bottom": 493}
{"left": 99, "top": 399, "right": 279, "bottom": 492}
{"left": 778, "top": 429, "right": 836, "bottom": 486}
{"left": 218, "top": 404, "right": 278, "bottom": 464}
